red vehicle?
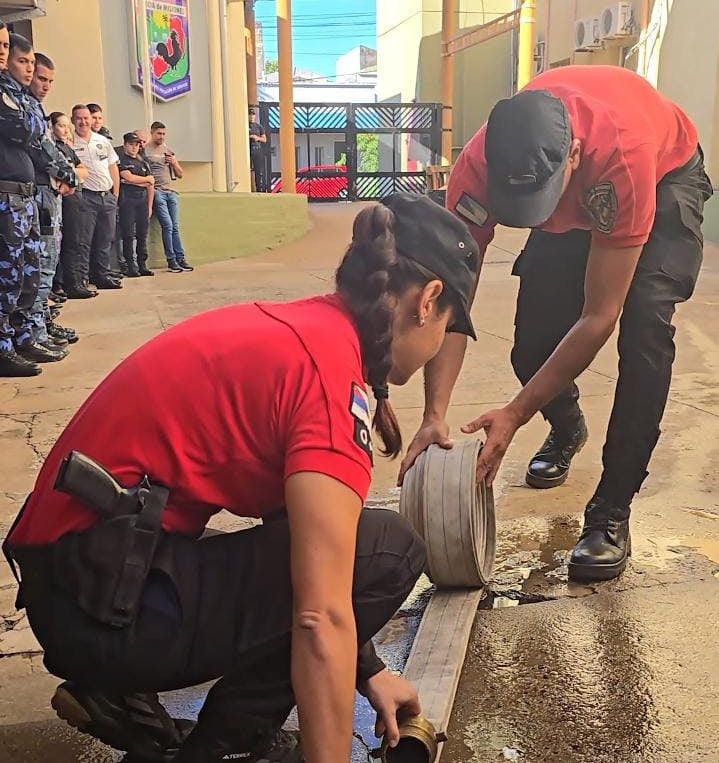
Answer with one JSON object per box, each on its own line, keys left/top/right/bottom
{"left": 272, "top": 164, "right": 348, "bottom": 200}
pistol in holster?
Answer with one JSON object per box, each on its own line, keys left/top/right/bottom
{"left": 50, "top": 450, "right": 170, "bottom": 628}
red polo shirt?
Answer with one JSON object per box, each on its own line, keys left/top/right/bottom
{"left": 448, "top": 65, "right": 698, "bottom": 251}
{"left": 9, "top": 295, "right": 373, "bottom": 547}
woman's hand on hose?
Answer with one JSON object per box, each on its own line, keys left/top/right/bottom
{"left": 397, "top": 417, "right": 453, "bottom": 486}
{"left": 360, "top": 669, "right": 421, "bottom": 748}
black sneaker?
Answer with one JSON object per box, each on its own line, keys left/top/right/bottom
{"left": 48, "top": 322, "right": 79, "bottom": 344}
{"left": 177, "top": 259, "right": 194, "bottom": 272}
{"left": 0, "top": 349, "right": 42, "bottom": 377}
{"left": 51, "top": 682, "right": 193, "bottom": 762}
{"left": 139, "top": 268, "right": 155, "bottom": 276}
{"left": 525, "top": 415, "right": 588, "bottom": 489}
{"left": 176, "top": 729, "right": 303, "bottom": 763}
{"left": 167, "top": 260, "right": 183, "bottom": 273}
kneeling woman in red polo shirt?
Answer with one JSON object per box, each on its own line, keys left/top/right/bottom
{"left": 3, "top": 193, "right": 479, "bottom": 763}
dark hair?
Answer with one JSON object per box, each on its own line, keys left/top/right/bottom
{"left": 150, "top": 121, "right": 166, "bottom": 131}
{"left": 49, "top": 111, "right": 65, "bottom": 126}
{"left": 34, "top": 52, "right": 54, "bottom": 70}
{"left": 71, "top": 103, "right": 89, "bottom": 115}
{"left": 0, "top": 21, "right": 6, "bottom": 31}
{"left": 335, "top": 205, "right": 454, "bottom": 458}
{"left": 9, "top": 33, "right": 32, "bottom": 54}
{"left": 87, "top": 103, "right": 103, "bottom": 114}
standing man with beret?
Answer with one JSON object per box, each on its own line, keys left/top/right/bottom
{"left": 400, "top": 65, "right": 713, "bottom": 582}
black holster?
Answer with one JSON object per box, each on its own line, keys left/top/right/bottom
{"left": 5, "top": 451, "right": 170, "bottom": 629}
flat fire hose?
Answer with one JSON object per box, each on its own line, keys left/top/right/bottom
{"left": 399, "top": 440, "right": 496, "bottom": 588}
{"left": 381, "top": 441, "right": 497, "bottom": 762}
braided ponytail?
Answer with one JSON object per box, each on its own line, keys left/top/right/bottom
{"left": 336, "top": 205, "right": 402, "bottom": 457}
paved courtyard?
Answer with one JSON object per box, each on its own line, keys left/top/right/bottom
{"left": 1, "top": 203, "right": 718, "bottom": 761}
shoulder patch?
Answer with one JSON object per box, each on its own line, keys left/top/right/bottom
{"left": 349, "top": 382, "right": 373, "bottom": 463}
{"left": 2, "top": 92, "right": 20, "bottom": 111}
{"left": 454, "top": 192, "right": 489, "bottom": 228}
{"left": 585, "top": 182, "right": 618, "bottom": 234}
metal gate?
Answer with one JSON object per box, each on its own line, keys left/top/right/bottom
{"left": 256, "top": 102, "right": 442, "bottom": 202}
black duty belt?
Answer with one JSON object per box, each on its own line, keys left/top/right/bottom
{"left": 0, "top": 180, "right": 36, "bottom": 196}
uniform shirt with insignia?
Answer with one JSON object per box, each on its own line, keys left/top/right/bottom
{"left": 0, "top": 72, "right": 47, "bottom": 184}
{"left": 118, "top": 150, "right": 152, "bottom": 201}
{"left": 9, "top": 294, "right": 373, "bottom": 546}
{"left": 448, "top": 65, "right": 698, "bottom": 250}
{"left": 73, "top": 131, "right": 119, "bottom": 192}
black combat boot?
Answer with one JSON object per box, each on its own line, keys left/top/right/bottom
{"left": 52, "top": 682, "right": 193, "bottom": 762}
{"left": 526, "top": 414, "right": 588, "bottom": 489}
{"left": 0, "top": 349, "right": 42, "bottom": 377}
{"left": 16, "top": 340, "right": 66, "bottom": 363}
{"left": 568, "top": 497, "right": 631, "bottom": 582}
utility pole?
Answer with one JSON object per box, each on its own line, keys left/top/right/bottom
{"left": 277, "top": 0, "right": 296, "bottom": 193}
{"left": 517, "top": 0, "right": 537, "bottom": 90}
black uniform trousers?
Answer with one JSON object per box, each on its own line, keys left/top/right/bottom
{"left": 16, "top": 508, "right": 425, "bottom": 752}
{"left": 118, "top": 196, "right": 150, "bottom": 272}
{"left": 60, "top": 191, "right": 117, "bottom": 287}
{"left": 59, "top": 192, "right": 84, "bottom": 289}
{"left": 510, "top": 150, "right": 713, "bottom": 507}
{"left": 251, "top": 150, "right": 266, "bottom": 193}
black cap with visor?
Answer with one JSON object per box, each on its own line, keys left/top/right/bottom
{"left": 485, "top": 89, "right": 572, "bottom": 228}
{"left": 382, "top": 192, "right": 478, "bottom": 340}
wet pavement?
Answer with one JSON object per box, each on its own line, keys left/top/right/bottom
{"left": 2, "top": 205, "right": 719, "bottom": 761}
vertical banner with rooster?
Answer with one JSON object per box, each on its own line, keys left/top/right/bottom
{"left": 130, "top": 0, "right": 191, "bottom": 101}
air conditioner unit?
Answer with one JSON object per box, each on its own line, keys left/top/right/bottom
{"left": 574, "top": 18, "right": 601, "bottom": 51}
{"left": 600, "top": 2, "right": 634, "bottom": 40}
{"left": 533, "top": 40, "right": 546, "bottom": 74}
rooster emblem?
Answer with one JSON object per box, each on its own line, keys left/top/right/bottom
{"left": 156, "top": 29, "right": 183, "bottom": 70}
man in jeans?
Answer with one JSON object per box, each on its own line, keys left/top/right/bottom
{"left": 145, "top": 121, "right": 192, "bottom": 272}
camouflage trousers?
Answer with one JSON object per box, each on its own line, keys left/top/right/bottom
{"left": 30, "top": 187, "right": 62, "bottom": 344}
{"left": 0, "top": 192, "right": 41, "bottom": 353}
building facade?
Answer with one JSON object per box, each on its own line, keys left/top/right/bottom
{"left": 2, "top": 0, "right": 253, "bottom": 193}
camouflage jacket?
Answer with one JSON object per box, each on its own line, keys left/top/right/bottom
{"left": 0, "top": 73, "right": 76, "bottom": 188}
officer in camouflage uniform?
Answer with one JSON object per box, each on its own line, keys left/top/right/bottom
{"left": 0, "top": 31, "right": 76, "bottom": 376}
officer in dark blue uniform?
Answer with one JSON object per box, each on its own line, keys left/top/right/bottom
{"left": 117, "top": 132, "right": 155, "bottom": 277}
{"left": 0, "top": 30, "right": 76, "bottom": 377}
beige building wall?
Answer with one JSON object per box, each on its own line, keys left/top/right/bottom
{"left": 536, "top": 0, "right": 719, "bottom": 179}
{"left": 377, "top": 0, "right": 515, "bottom": 156}
{"left": 28, "top": 0, "right": 251, "bottom": 193}
{"left": 31, "top": 1, "right": 108, "bottom": 114}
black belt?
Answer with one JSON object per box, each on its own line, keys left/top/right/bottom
{"left": 0, "top": 180, "right": 36, "bottom": 196}
{"left": 84, "top": 189, "right": 114, "bottom": 196}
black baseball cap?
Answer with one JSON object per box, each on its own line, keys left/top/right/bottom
{"left": 123, "top": 132, "right": 141, "bottom": 144}
{"left": 382, "top": 192, "right": 478, "bottom": 340}
{"left": 485, "top": 90, "right": 572, "bottom": 228}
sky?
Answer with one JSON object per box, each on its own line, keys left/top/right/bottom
{"left": 254, "top": 0, "right": 377, "bottom": 79}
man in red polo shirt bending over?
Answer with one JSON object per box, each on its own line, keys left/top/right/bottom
{"left": 401, "top": 65, "right": 713, "bottom": 582}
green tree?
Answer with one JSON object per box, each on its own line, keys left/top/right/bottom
{"left": 357, "top": 134, "right": 379, "bottom": 173}
{"left": 264, "top": 59, "right": 279, "bottom": 75}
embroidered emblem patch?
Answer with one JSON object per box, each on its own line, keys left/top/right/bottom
{"left": 585, "top": 182, "right": 618, "bottom": 234}
{"left": 349, "top": 383, "right": 373, "bottom": 462}
{"left": 455, "top": 192, "right": 489, "bottom": 228}
{"left": 2, "top": 92, "right": 19, "bottom": 111}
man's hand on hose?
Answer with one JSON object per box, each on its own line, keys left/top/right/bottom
{"left": 359, "top": 669, "right": 421, "bottom": 748}
{"left": 461, "top": 404, "right": 523, "bottom": 486}
{"left": 397, "top": 417, "right": 453, "bottom": 486}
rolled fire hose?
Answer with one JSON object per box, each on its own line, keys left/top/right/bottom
{"left": 400, "top": 440, "right": 496, "bottom": 588}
